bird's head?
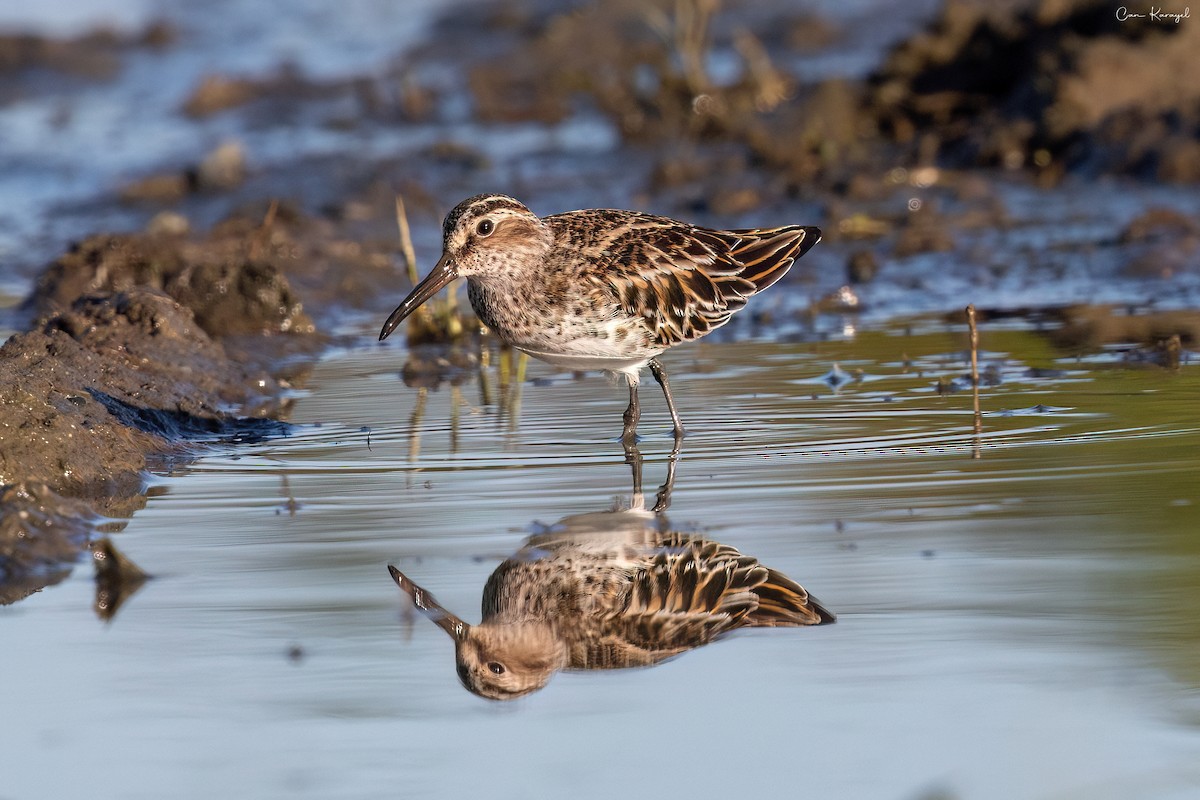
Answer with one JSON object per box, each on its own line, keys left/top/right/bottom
{"left": 379, "top": 194, "right": 550, "bottom": 341}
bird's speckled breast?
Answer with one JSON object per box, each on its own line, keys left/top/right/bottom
{"left": 466, "top": 277, "right": 661, "bottom": 373}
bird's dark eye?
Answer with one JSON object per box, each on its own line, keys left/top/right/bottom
{"left": 476, "top": 219, "right": 495, "bottom": 237}
{"left": 487, "top": 661, "right": 505, "bottom": 675}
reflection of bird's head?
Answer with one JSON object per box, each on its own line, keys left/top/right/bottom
{"left": 454, "top": 622, "right": 568, "bottom": 701}
{"left": 389, "top": 565, "right": 567, "bottom": 701}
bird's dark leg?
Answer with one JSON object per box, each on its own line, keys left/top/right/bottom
{"left": 622, "top": 378, "right": 640, "bottom": 445}
{"left": 649, "top": 358, "right": 686, "bottom": 440}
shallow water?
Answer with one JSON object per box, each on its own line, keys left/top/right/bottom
{"left": 3, "top": 317, "right": 1199, "bottom": 799}
{"left": 4, "top": 1, "right": 1200, "bottom": 796}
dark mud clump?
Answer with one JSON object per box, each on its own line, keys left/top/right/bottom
{"left": 868, "top": 0, "right": 1200, "bottom": 182}
{"left": 119, "top": 141, "right": 250, "bottom": 202}
{"left": 0, "top": 208, "right": 352, "bottom": 602}
{"left": 1044, "top": 305, "right": 1200, "bottom": 363}
{"left": 26, "top": 231, "right": 313, "bottom": 336}
{"left": 0, "top": 483, "right": 99, "bottom": 604}
{"left": 24, "top": 199, "right": 407, "bottom": 336}
{"left": 1118, "top": 207, "right": 1200, "bottom": 281}
{"left": 91, "top": 536, "right": 149, "bottom": 620}
{"left": 181, "top": 66, "right": 352, "bottom": 118}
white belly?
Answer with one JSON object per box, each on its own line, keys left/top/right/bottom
{"left": 515, "top": 345, "right": 654, "bottom": 376}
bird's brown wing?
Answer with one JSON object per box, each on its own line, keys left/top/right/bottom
{"left": 556, "top": 211, "right": 820, "bottom": 348}
{"left": 744, "top": 567, "right": 836, "bottom": 626}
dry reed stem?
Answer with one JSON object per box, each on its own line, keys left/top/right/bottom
{"left": 395, "top": 195, "right": 419, "bottom": 287}
{"left": 248, "top": 198, "right": 279, "bottom": 262}
{"left": 395, "top": 194, "right": 439, "bottom": 339}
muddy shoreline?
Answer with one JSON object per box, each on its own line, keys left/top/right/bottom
{"left": 0, "top": 209, "right": 403, "bottom": 602}
{"left": 2, "top": 0, "right": 1199, "bottom": 601}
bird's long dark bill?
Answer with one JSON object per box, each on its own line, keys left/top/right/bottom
{"left": 378, "top": 254, "right": 457, "bottom": 341}
{"left": 388, "top": 565, "right": 469, "bottom": 641}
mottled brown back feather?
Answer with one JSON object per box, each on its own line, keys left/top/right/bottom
{"left": 548, "top": 210, "right": 820, "bottom": 348}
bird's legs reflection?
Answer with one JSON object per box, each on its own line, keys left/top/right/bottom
{"left": 624, "top": 441, "right": 679, "bottom": 514}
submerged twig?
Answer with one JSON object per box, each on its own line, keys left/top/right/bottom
{"left": 496, "top": 346, "right": 525, "bottom": 433}
{"left": 406, "top": 385, "right": 429, "bottom": 487}
{"left": 967, "top": 303, "right": 981, "bottom": 459}
{"left": 478, "top": 346, "right": 493, "bottom": 406}
{"left": 450, "top": 385, "right": 462, "bottom": 454}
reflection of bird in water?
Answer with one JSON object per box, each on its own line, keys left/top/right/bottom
{"left": 388, "top": 454, "right": 833, "bottom": 699}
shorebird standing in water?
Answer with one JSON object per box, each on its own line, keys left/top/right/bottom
{"left": 379, "top": 194, "right": 821, "bottom": 442}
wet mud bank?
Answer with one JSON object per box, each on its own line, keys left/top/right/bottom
{"left": 0, "top": 286, "right": 281, "bottom": 602}
{"left": 0, "top": 247, "right": 292, "bottom": 600}
{"left": 0, "top": 211, "right": 402, "bottom": 602}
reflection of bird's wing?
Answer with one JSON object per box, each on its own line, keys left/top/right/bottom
{"left": 551, "top": 210, "right": 820, "bottom": 348}
{"left": 632, "top": 539, "right": 763, "bottom": 614}
{"left": 601, "top": 537, "right": 832, "bottom": 663}
{"left": 492, "top": 523, "right": 834, "bottom": 668}
{"left": 748, "top": 566, "right": 836, "bottom": 626}
{"left": 586, "top": 615, "right": 735, "bottom": 668}
{"left": 597, "top": 539, "right": 766, "bottom": 664}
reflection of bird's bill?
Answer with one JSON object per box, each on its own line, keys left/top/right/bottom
{"left": 388, "top": 565, "right": 469, "bottom": 641}
{"left": 378, "top": 253, "right": 457, "bottom": 341}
